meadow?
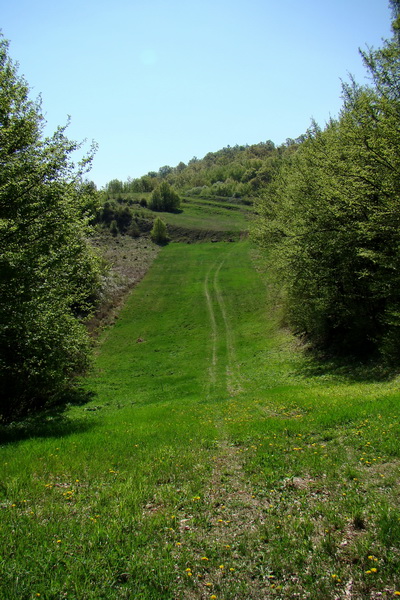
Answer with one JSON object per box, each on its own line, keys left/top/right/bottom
{"left": 1, "top": 240, "right": 399, "bottom": 599}
{"left": 118, "top": 193, "right": 250, "bottom": 238}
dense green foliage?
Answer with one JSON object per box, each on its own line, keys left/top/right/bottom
{"left": 95, "top": 199, "right": 151, "bottom": 236}
{"left": 254, "top": 4, "right": 400, "bottom": 360}
{"left": 148, "top": 181, "right": 181, "bottom": 212}
{"left": 0, "top": 38, "right": 101, "bottom": 421}
{"left": 150, "top": 217, "right": 168, "bottom": 244}
{"left": 103, "top": 139, "right": 298, "bottom": 203}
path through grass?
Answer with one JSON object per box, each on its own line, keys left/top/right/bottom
{"left": 1, "top": 241, "right": 399, "bottom": 599}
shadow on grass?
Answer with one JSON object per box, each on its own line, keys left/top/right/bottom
{"left": 0, "top": 387, "right": 97, "bottom": 446}
{"left": 298, "top": 349, "right": 400, "bottom": 384}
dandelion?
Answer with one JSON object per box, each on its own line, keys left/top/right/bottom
{"left": 201, "top": 557, "right": 209, "bottom": 561}
{"left": 370, "top": 568, "right": 378, "bottom": 573}
{"left": 394, "top": 592, "right": 400, "bottom": 596}
{"left": 219, "top": 565, "right": 224, "bottom": 569}
{"left": 210, "top": 596, "right": 217, "bottom": 600}
{"left": 205, "top": 582, "right": 213, "bottom": 587}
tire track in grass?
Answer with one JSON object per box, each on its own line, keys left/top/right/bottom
{"left": 172, "top": 439, "right": 272, "bottom": 600}
{"left": 204, "top": 248, "right": 237, "bottom": 397}
{"left": 213, "top": 258, "right": 242, "bottom": 396}
{"left": 204, "top": 264, "right": 218, "bottom": 395}
{"left": 174, "top": 244, "right": 273, "bottom": 598}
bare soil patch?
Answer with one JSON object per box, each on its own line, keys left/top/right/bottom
{"left": 87, "top": 231, "right": 159, "bottom": 334}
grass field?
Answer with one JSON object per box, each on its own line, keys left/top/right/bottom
{"left": 117, "top": 193, "right": 250, "bottom": 236}
{"left": 1, "top": 241, "right": 400, "bottom": 599}
{"left": 154, "top": 199, "right": 249, "bottom": 233}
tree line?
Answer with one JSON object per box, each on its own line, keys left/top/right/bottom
{"left": 103, "top": 139, "right": 291, "bottom": 202}
{"left": 253, "top": 0, "right": 400, "bottom": 362}
{"left": 0, "top": 36, "right": 101, "bottom": 421}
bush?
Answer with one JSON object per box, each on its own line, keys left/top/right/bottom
{"left": 127, "top": 220, "right": 140, "bottom": 238}
{"left": 110, "top": 219, "right": 119, "bottom": 237}
{"left": 149, "top": 182, "right": 181, "bottom": 212}
{"left": 0, "top": 37, "right": 101, "bottom": 421}
{"left": 150, "top": 218, "right": 168, "bottom": 244}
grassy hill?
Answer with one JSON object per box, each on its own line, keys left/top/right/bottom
{"left": 97, "top": 192, "right": 251, "bottom": 244}
{"left": 1, "top": 206, "right": 400, "bottom": 598}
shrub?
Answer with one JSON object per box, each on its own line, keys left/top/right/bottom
{"left": 149, "top": 182, "right": 181, "bottom": 212}
{"left": 150, "top": 217, "right": 168, "bottom": 244}
{"left": 110, "top": 219, "right": 119, "bottom": 236}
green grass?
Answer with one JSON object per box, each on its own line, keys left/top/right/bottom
{"left": 159, "top": 198, "right": 248, "bottom": 232}
{"left": 127, "top": 193, "right": 250, "bottom": 234}
{"left": 1, "top": 241, "right": 400, "bottom": 599}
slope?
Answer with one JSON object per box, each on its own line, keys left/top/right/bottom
{"left": 1, "top": 241, "right": 399, "bottom": 599}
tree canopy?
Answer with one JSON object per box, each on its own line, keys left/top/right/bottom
{"left": 148, "top": 182, "right": 181, "bottom": 212}
{"left": 253, "top": 3, "right": 400, "bottom": 361}
{"left": 0, "top": 37, "right": 101, "bottom": 421}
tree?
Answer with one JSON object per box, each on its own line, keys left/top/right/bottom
{"left": 158, "top": 165, "right": 173, "bottom": 178}
{"left": 148, "top": 182, "right": 181, "bottom": 212}
{"left": 150, "top": 217, "right": 168, "bottom": 244}
{"left": 253, "top": 4, "right": 400, "bottom": 360}
{"left": 0, "top": 37, "right": 101, "bottom": 421}
{"left": 105, "top": 179, "right": 123, "bottom": 194}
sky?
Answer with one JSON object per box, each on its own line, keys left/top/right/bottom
{"left": 1, "top": 0, "right": 393, "bottom": 188}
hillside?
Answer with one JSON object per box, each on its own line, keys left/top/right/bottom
{"left": 102, "top": 139, "right": 299, "bottom": 207}
{"left": 89, "top": 174, "right": 254, "bottom": 332}
{"left": 2, "top": 4, "right": 400, "bottom": 597}
{"left": 1, "top": 231, "right": 399, "bottom": 599}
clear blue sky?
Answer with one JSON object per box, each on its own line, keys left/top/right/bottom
{"left": 1, "top": 0, "right": 393, "bottom": 188}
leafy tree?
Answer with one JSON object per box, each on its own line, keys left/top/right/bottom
{"left": 149, "top": 182, "right": 181, "bottom": 212}
{"left": 148, "top": 186, "right": 163, "bottom": 211}
{"left": 158, "top": 165, "right": 173, "bottom": 178}
{"left": 105, "top": 179, "right": 123, "bottom": 194}
{"left": 150, "top": 217, "right": 168, "bottom": 244}
{"left": 0, "top": 37, "right": 101, "bottom": 421}
{"left": 253, "top": 3, "right": 400, "bottom": 360}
